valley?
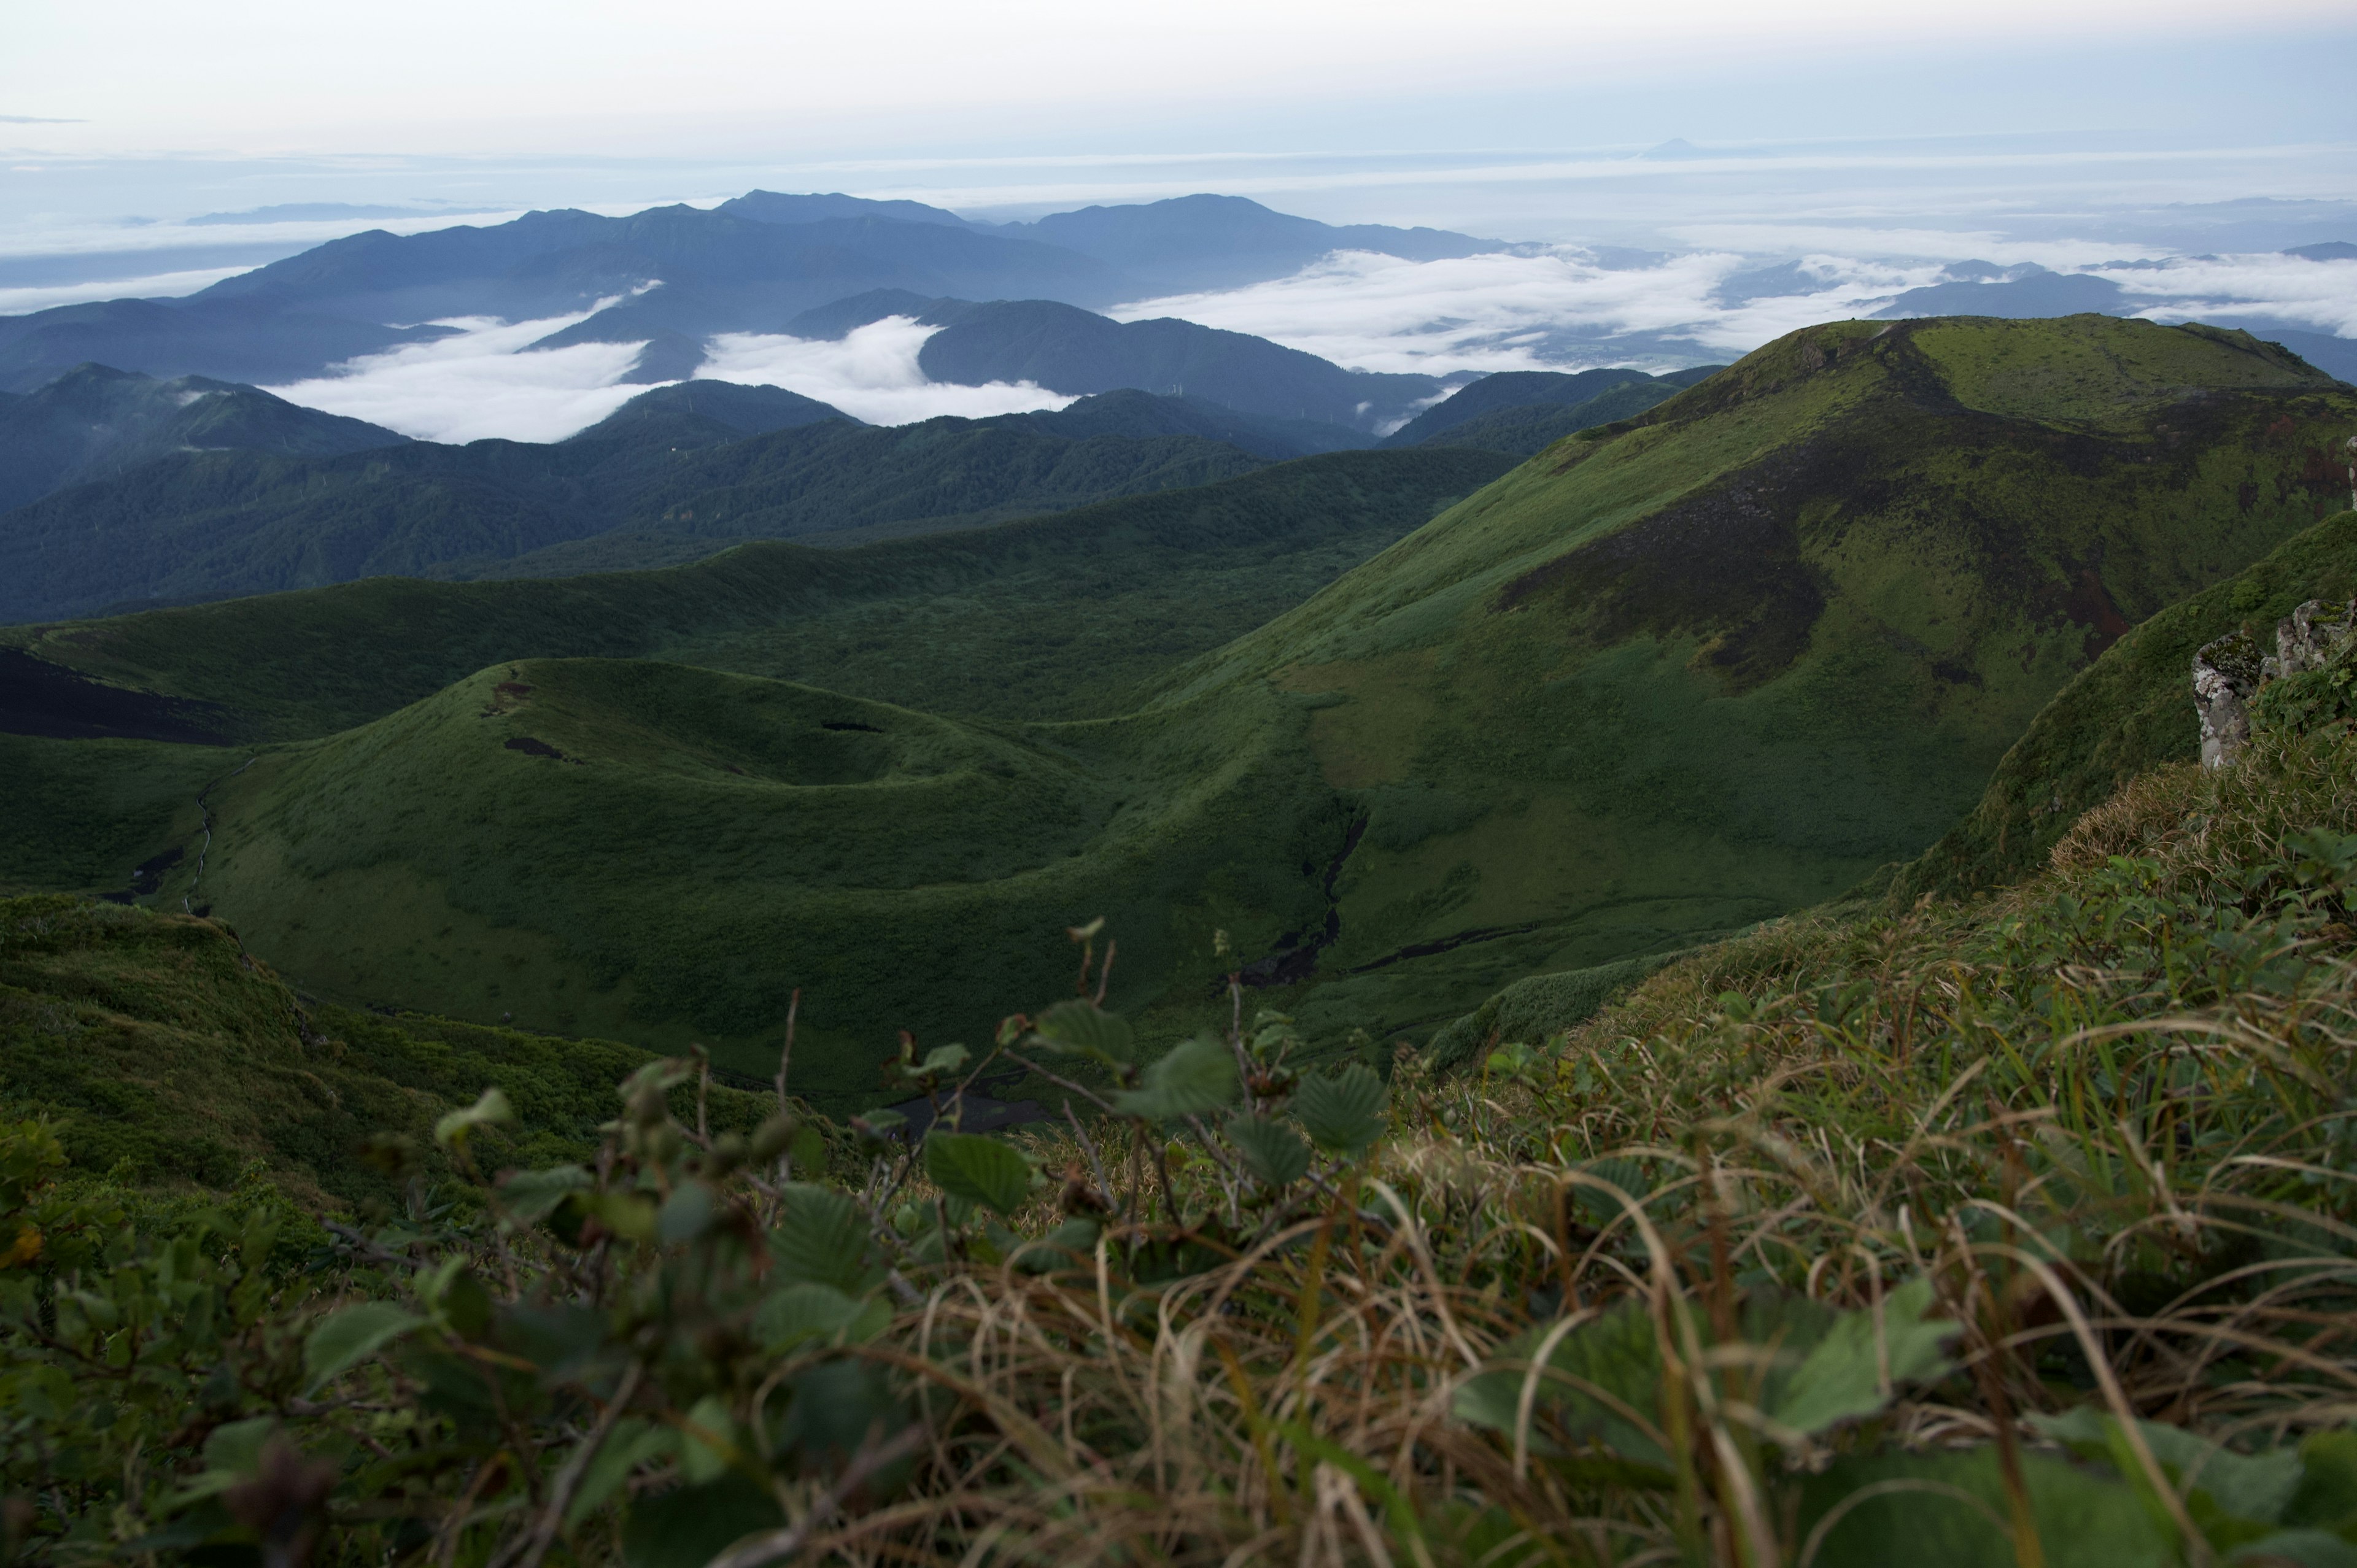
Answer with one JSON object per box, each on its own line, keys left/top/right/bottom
{"left": 6, "top": 312, "right": 2348, "bottom": 1113}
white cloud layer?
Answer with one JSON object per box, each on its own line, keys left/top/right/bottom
{"left": 256, "top": 248, "right": 2353, "bottom": 446}
{"left": 1116, "top": 247, "right": 2357, "bottom": 377}
{"left": 0, "top": 266, "right": 250, "bottom": 314}
{"left": 266, "top": 312, "right": 646, "bottom": 444}
{"left": 697, "top": 318, "right": 1075, "bottom": 423}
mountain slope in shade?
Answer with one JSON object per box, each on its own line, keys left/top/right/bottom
{"left": 0, "top": 362, "right": 408, "bottom": 512}
{"left": 1380, "top": 365, "right": 1726, "bottom": 450}
{"left": 0, "top": 385, "right": 1290, "bottom": 620}
{"left": 783, "top": 293, "right": 1442, "bottom": 432}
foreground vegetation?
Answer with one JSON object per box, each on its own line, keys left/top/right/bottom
{"left": 7, "top": 694, "right": 2356, "bottom": 1563}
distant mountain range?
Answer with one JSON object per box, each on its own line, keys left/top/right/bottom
{"left": 0, "top": 347, "right": 1750, "bottom": 620}
{"left": 0, "top": 363, "right": 1506, "bottom": 620}
{"left": 0, "top": 193, "right": 1506, "bottom": 394}
{"left": 0, "top": 363, "right": 408, "bottom": 513}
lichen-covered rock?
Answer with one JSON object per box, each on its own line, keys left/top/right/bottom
{"left": 2266, "top": 598, "right": 2357, "bottom": 681}
{"left": 2199, "top": 599, "right": 2357, "bottom": 765}
{"left": 2194, "top": 630, "right": 2262, "bottom": 768}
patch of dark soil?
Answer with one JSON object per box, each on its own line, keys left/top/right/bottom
{"left": 821, "top": 720, "right": 883, "bottom": 733}
{"left": 494, "top": 681, "right": 535, "bottom": 697}
{"left": 2065, "top": 567, "right": 2134, "bottom": 657}
{"left": 0, "top": 647, "right": 238, "bottom": 744}
{"left": 1495, "top": 455, "right": 1831, "bottom": 692}
{"left": 503, "top": 735, "right": 576, "bottom": 761}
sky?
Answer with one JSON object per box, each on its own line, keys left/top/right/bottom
{"left": 3, "top": 0, "right": 2352, "bottom": 438}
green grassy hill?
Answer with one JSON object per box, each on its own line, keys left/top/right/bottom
{"left": 1890, "top": 508, "right": 2357, "bottom": 898}
{"left": 4, "top": 447, "right": 1504, "bottom": 738}
{"left": 0, "top": 894, "right": 770, "bottom": 1206}
{"left": 1142, "top": 315, "right": 2354, "bottom": 1042}
{"left": 4, "top": 316, "right": 2347, "bottom": 1103}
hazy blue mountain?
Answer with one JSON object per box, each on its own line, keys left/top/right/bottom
{"left": 0, "top": 193, "right": 1512, "bottom": 395}
{"left": 716, "top": 190, "right": 985, "bottom": 231}
{"left": 0, "top": 362, "right": 408, "bottom": 512}
{"left": 1382, "top": 369, "right": 1651, "bottom": 445}
{"left": 201, "top": 207, "right": 1126, "bottom": 331}
{"left": 570, "top": 381, "right": 856, "bottom": 446}
{"left": 1020, "top": 389, "right": 1372, "bottom": 460}
{"left": 786, "top": 293, "right": 1440, "bottom": 431}
{"left": 0, "top": 385, "right": 1274, "bottom": 620}
{"left": 0, "top": 295, "right": 454, "bottom": 394}
{"left": 2284, "top": 241, "right": 2357, "bottom": 261}
{"left": 997, "top": 194, "right": 1500, "bottom": 295}
{"left": 1380, "top": 366, "right": 1722, "bottom": 449}
{"left": 1877, "top": 265, "right": 2126, "bottom": 319}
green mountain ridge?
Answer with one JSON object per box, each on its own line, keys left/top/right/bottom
{"left": 0, "top": 389, "right": 1293, "bottom": 621}
{"left": 0, "top": 361, "right": 408, "bottom": 512}
{"left": 4, "top": 314, "right": 2348, "bottom": 1105}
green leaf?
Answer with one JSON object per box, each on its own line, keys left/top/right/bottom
{"left": 656, "top": 1180, "right": 716, "bottom": 1244}
{"left": 1113, "top": 1033, "right": 1236, "bottom": 1121}
{"left": 2034, "top": 1408, "right": 2307, "bottom": 1537}
{"left": 1798, "top": 1446, "right": 2176, "bottom": 1567}
{"left": 621, "top": 1474, "right": 783, "bottom": 1568}
{"left": 565, "top": 1420, "right": 675, "bottom": 1529}
{"left": 679, "top": 1393, "right": 741, "bottom": 1484}
{"left": 1225, "top": 1114, "right": 1310, "bottom": 1187}
{"left": 914, "top": 1043, "right": 970, "bottom": 1078}
{"left": 753, "top": 1282, "right": 869, "bottom": 1352}
{"left": 303, "top": 1302, "right": 425, "bottom": 1394}
{"left": 1571, "top": 1157, "right": 1652, "bottom": 1224}
{"left": 2288, "top": 1430, "right": 2357, "bottom": 1533}
{"left": 497, "top": 1164, "right": 589, "bottom": 1224}
{"left": 1293, "top": 1064, "right": 1387, "bottom": 1157}
{"left": 433, "top": 1086, "right": 513, "bottom": 1152}
{"left": 1453, "top": 1300, "right": 1671, "bottom": 1470}
{"left": 768, "top": 1183, "right": 874, "bottom": 1292}
{"left": 1767, "top": 1278, "right": 1957, "bottom": 1437}
{"left": 1031, "top": 999, "right": 1134, "bottom": 1065}
{"left": 924, "top": 1131, "right": 1032, "bottom": 1217}
{"left": 2226, "top": 1531, "right": 2357, "bottom": 1567}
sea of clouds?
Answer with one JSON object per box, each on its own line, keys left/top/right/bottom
{"left": 249, "top": 241, "right": 2355, "bottom": 446}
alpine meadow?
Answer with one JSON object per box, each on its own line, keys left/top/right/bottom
{"left": 2, "top": 81, "right": 2357, "bottom": 1568}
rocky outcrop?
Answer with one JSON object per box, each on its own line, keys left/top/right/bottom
{"left": 2194, "top": 631, "right": 2262, "bottom": 768}
{"left": 2197, "top": 598, "right": 2357, "bottom": 767}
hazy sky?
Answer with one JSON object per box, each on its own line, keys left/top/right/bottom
{"left": 6, "top": 0, "right": 2353, "bottom": 180}
{"left": 4, "top": 0, "right": 2350, "bottom": 440}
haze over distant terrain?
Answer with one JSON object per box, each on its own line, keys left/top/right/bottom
{"left": 5, "top": 0, "right": 2351, "bottom": 437}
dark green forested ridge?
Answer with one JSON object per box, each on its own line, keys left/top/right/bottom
{"left": 0, "top": 400, "right": 1277, "bottom": 622}
{"left": 0, "top": 361, "right": 407, "bottom": 514}
{"left": 3, "top": 447, "right": 1506, "bottom": 738}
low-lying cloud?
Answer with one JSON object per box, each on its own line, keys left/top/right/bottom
{"left": 258, "top": 247, "right": 2353, "bottom": 447}
{"left": 697, "top": 317, "right": 1074, "bottom": 423}
{"left": 1115, "top": 245, "right": 2357, "bottom": 376}
{"left": 267, "top": 312, "right": 646, "bottom": 444}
